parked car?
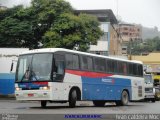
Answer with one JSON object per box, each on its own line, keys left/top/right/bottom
{"left": 155, "top": 87, "right": 160, "bottom": 100}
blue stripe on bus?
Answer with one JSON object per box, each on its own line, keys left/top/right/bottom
{"left": 17, "top": 82, "right": 48, "bottom": 89}
{"left": 81, "top": 76, "right": 132, "bottom": 101}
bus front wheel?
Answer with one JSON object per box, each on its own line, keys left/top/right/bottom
{"left": 151, "top": 98, "right": 155, "bottom": 103}
{"left": 69, "top": 90, "right": 77, "bottom": 108}
{"left": 41, "top": 101, "right": 47, "bottom": 108}
{"left": 116, "top": 90, "right": 129, "bottom": 106}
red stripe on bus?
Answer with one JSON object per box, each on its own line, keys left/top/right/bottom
{"left": 65, "top": 70, "right": 113, "bottom": 78}
{"left": 32, "top": 82, "right": 48, "bottom": 85}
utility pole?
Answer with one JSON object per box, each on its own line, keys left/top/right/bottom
{"left": 129, "top": 38, "right": 133, "bottom": 60}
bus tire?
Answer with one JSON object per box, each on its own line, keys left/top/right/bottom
{"left": 69, "top": 89, "right": 77, "bottom": 108}
{"left": 41, "top": 101, "right": 47, "bottom": 108}
{"left": 116, "top": 90, "right": 129, "bottom": 106}
{"left": 93, "top": 100, "right": 106, "bottom": 107}
{"left": 151, "top": 99, "right": 155, "bottom": 103}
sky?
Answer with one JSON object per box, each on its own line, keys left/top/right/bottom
{"left": 0, "top": 0, "right": 160, "bottom": 30}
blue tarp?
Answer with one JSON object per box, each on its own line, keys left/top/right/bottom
{"left": 0, "top": 73, "right": 15, "bottom": 95}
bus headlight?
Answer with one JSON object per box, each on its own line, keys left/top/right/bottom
{"left": 40, "top": 86, "right": 50, "bottom": 90}
{"left": 15, "top": 87, "right": 22, "bottom": 91}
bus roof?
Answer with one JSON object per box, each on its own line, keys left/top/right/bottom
{"left": 20, "top": 48, "right": 143, "bottom": 64}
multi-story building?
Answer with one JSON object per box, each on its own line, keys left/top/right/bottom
{"left": 117, "top": 23, "right": 142, "bottom": 55}
{"left": 75, "top": 9, "right": 122, "bottom": 56}
{"left": 118, "top": 23, "right": 142, "bottom": 43}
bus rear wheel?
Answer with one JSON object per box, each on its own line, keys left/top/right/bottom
{"left": 116, "top": 90, "right": 129, "bottom": 106}
{"left": 41, "top": 101, "right": 47, "bottom": 108}
{"left": 69, "top": 90, "right": 77, "bottom": 108}
{"left": 93, "top": 100, "right": 106, "bottom": 107}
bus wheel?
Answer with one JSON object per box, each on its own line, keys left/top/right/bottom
{"left": 41, "top": 101, "right": 47, "bottom": 108}
{"left": 93, "top": 100, "right": 106, "bottom": 107}
{"left": 151, "top": 99, "right": 155, "bottom": 103}
{"left": 69, "top": 90, "right": 77, "bottom": 108}
{"left": 116, "top": 90, "right": 129, "bottom": 106}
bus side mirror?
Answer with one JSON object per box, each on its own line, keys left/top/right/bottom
{"left": 10, "top": 62, "right": 14, "bottom": 72}
{"left": 10, "top": 60, "right": 17, "bottom": 72}
{"left": 53, "top": 72, "right": 57, "bottom": 78}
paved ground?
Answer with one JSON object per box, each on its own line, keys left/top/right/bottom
{"left": 0, "top": 100, "right": 160, "bottom": 114}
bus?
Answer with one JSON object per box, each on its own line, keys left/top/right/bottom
{"left": 15, "top": 48, "right": 144, "bottom": 108}
{"left": 144, "top": 73, "right": 155, "bottom": 102}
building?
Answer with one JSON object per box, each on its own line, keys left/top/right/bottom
{"left": 0, "top": 5, "right": 7, "bottom": 10}
{"left": 131, "top": 52, "right": 160, "bottom": 86}
{"left": 118, "top": 23, "right": 142, "bottom": 43}
{"left": 75, "top": 9, "right": 122, "bottom": 56}
{"left": 117, "top": 23, "right": 142, "bottom": 56}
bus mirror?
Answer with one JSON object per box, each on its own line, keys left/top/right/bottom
{"left": 10, "top": 62, "right": 14, "bottom": 72}
{"left": 53, "top": 72, "right": 57, "bottom": 78}
{"left": 10, "top": 60, "right": 17, "bottom": 72}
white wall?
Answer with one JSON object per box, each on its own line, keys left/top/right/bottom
{"left": 89, "top": 22, "right": 110, "bottom": 53}
{"left": 0, "top": 48, "right": 29, "bottom": 73}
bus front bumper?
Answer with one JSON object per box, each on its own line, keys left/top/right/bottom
{"left": 15, "top": 90, "right": 52, "bottom": 101}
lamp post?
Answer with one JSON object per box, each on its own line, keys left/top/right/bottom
{"left": 129, "top": 38, "right": 133, "bottom": 60}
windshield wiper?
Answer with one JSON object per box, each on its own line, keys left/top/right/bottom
{"left": 21, "top": 69, "right": 30, "bottom": 82}
{"left": 30, "top": 70, "right": 38, "bottom": 81}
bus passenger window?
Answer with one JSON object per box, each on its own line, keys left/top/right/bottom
{"left": 55, "top": 61, "right": 64, "bottom": 75}
{"left": 94, "top": 58, "right": 106, "bottom": 72}
{"left": 54, "top": 54, "right": 65, "bottom": 81}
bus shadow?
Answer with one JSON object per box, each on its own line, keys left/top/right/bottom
{"left": 30, "top": 104, "right": 144, "bottom": 109}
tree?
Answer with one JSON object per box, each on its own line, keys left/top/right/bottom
{"left": 43, "top": 13, "right": 102, "bottom": 51}
{"left": 0, "top": 6, "right": 34, "bottom": 48}
{"left": 0, "top": 0, "right": 103, "bottom": 51}
{"left": 0, "top": 17, "right": 33, "bottom": 47}
{"left": 129, "top": 36, "right": 160, "bottom": 55}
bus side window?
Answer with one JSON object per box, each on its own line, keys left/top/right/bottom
{"left": 94, "top": 58, "right": 106, "bottom": 72}
{"left": 123, "top": 62, "right": 127, "bottom": 75}
{"left": 54, "top": 54, "right": 65, "bottom": 81}
{"left": 80, "top": 56, "right": 93, "bottom": 71}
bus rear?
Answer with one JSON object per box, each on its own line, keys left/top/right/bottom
{"left": 144, "top": 73, "right": 155, "bottom": 102}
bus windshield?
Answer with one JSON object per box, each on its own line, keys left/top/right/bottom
{"left": 16, "top": 53, "right": 53, "bottom": 82}
{"left": 144, "top": 74, "right": 153, "bottom": 84}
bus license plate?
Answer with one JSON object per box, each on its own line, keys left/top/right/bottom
{"left": 28, "top": 93, "right": 34, "bottom": 97}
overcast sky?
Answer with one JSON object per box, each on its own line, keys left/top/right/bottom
{"left": 0, "top": 0, "right": 160, "bottom": 30}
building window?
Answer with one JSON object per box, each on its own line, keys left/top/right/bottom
{"left": 124, "top": 27, "right": 128, "bottom": 30}
{"left": 123, "top": 32, "right": 128, "bottom": 35}
{"left": 100, "top": 32, "right": 108, "bottom": 41}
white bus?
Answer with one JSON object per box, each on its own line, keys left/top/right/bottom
{"left": 15, "top": 48, "right": 144, "bottom": 107}
{"left": 144, "top": 73, "right": 155, "bottom": 102}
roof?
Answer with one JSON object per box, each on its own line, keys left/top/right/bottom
{"left": 74, "top": 9, "right": 118, "bottom": 24}
{"left": 119, "top": 23, "right": 141, "bottom": 27}
{"left": 132, "top": 52, "right": 160, "bottom": 64}
{"left": 20, "top": 48, "right": 142, "bottom": 64}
